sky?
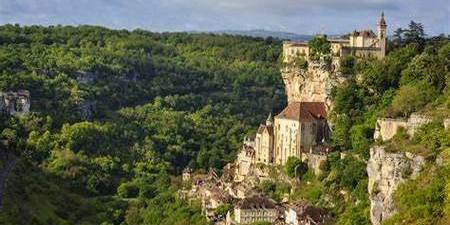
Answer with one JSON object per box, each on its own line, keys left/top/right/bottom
{"left": 0, "top": 0, "right": 449, "bottom": 35}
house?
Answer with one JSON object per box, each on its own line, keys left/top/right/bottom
{"left": 285, "top": 202, "right": 330, "bottom": 225}
{"left": 230, "top": 195, "right": 278, "bottom": 224}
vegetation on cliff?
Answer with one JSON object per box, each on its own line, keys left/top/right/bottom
{"left": 328, "top": 22, "right": 449, "bottom": 224}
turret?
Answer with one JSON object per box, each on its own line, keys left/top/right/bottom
{"left": 266, "top": 113, "right": 273, "bottom": 127}
{"left": 377, "top": 12, "right": 387, "bottom": 57}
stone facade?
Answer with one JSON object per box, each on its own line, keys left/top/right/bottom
{"left": 0, "top": 90, "right": 31, "bottom": 116}
{"left": 367, "top": 146, "right": 425, "bottom": 225}
{"left": 230, "top": 195, "right": 278, "bottom": 224}
{"left": 255, "top": 115, "right": 274, "bottom": 164}
{"left": 234, "top": 144, "right": 256, "bottom": 182}
{"left": 285, "top": 202, "right": 330, "bottom": 225}
{"left": 302, "top": 152, "right": 328, "bottom": 176}
{"left": 274, "top": 102, "right": 329, "bottom": 165}
{"left": 283, "top": 13, "right": 387, "bottom": 63}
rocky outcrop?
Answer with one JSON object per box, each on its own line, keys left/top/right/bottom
{"left": 367, "top": 146, "right": 425, "bottom": 225}
{"left": 444, "top": 119, "right": 450, "bottom": 130}
{"left": 302, "top": 152, "right": 327, "bottom": 176}
{"left": 78, "top": 100, "right": 96, "bottom": 120}
{"left": 0, "top": 90, "right": 30, "bottom": 116}
{"left": 373, "top": 114, "right": 443, "bottom": 141}
{"left": 75, "top": 71, "right": 98, "bottom": 84}
{"left": 281, "top": 59, "right": 345, "bottom": 107}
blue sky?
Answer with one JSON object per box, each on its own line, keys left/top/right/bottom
{"left": 0, "top": 0, "right": 448, "bottom": 35}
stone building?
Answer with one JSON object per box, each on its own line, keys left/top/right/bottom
{"left": 273, "top": 102, "right": 329, "bottom": 165}
{"left": 234, "top": 144, "right": 256, "bottom": 182}
{"left": 229, "top": 195, "right": 278, "bottom": 224}
{"left": 241, "top": 102, "right": 329, "bottom": 169}
{"left": 283, "top": 13, "right": 387, "bottom": 62}
{"left": 201, "top": 187, "right": 233, "bottom": 220}
{"left": 234, "top": 14, "right": 388, "bottom": 175}
{"left": 255, "top": 114, "right": 274, "bottom": 164}
{"left": 285, "top": 202, "right": 330, "bottom": 225}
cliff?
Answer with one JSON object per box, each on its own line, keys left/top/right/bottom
{"left": 0, "top": 90, "right": 30, "bottom": 116}
{"left": 281, "top": 59, "right": 344, "bottom": 107}
{"left": 367, "top": 146, "right": 425, "bottom": 225}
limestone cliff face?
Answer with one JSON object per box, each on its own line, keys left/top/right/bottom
{"left": 281, "top": 59, "right": 344, "bottom": 106}
{"left": 0, "top": 90, "right": 30, "bottom": 116}
{"left": 367, "top": 146, "right": 425, "bottom": 225}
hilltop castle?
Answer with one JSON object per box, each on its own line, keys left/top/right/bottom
{"left": 283, "top": 12, "right": 387, "bottom": 63}
{"left": 236, "top": 14, "right": 388, "bottom": 177}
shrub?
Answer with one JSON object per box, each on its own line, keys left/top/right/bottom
{"left": 285, "top": 156, "right": 308, "bottom": 178}
{"left": 117, "top": 182, "right": 139, "bottom": 198}
{"left": 339, "top": 55, "right": 356, "bottom": 75}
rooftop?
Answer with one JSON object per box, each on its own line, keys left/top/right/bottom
{"left": 236, "top": 195, "right": 277, "bottom": 209}
{"left": 275, "top": 102, "right": 327, "bottom": 122}
{"left": 351, "top": 30, "right": 376, "bottom": 38}
{"left": 288, "top": 202, "right": 329, "bottom": 223}
{"left": 257, "top": 123, "right": 274, "bottom": 136}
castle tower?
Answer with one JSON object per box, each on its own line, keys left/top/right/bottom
{"left": 377, "top": 12, "right": 387, "bottom": 57}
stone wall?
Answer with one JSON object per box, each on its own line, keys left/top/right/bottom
{"left": 374, "top": 114, "right": 441, "bottom": 141}
{"left": 406, "top": 114, "right": 432, "bottom": 136}
{"left": 367, "top": 146, "right": 425, "bottom": 225}
{"left": 0, "top": 90, "right": 30, "bottom": 116}
{"left": 302, "top": 153, "right": 327, "bottom": 176}
{"left": 373, "top": 119, "right": 408, "bottom": 141}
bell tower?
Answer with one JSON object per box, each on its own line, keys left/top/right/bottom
{"left": 377, "top": 12, "right": 387, "bottom": 57}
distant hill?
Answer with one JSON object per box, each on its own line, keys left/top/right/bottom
{"left": 209, "top": 29, "right": 314, "bottom": 41}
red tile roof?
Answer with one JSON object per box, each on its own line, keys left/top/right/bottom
{"left": 275, "top": 102, "right": 327, "bottom": 122}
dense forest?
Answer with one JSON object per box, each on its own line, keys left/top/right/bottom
{"left": 0, "top": 25, "right": 283, "bottom": 225}
{"left": 0, "top": 22, "right": 449, "bottom": 225}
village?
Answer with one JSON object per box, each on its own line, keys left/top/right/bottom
{"left": 179, "top": 14, "right": 389, "bottom": 225}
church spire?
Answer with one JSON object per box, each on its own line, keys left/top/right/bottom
{"left": 266, "top": 113, "right": 273, "bottom": 126}
{"left": 378, "top": 11, "right": 386, "bottom": 27}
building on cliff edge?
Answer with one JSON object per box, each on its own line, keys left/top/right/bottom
{"left": 235, "top": 14, "right": 388, "bottom": 175}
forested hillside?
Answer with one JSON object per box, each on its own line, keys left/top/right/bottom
{"left": 0, "top": 25, "right": 284, "bottom": 225}
{"left": 0, "top": 23, "right": 448, "bottom": 225}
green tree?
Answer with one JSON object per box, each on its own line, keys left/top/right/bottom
{"left": 285, "top": 156, "right": 308, "bottom": 178}
{"left": 214, "top": 203, "right": 233, "bottom": 217}
{"left": 307, "top": 36, "right": 331, "bottom": 61}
